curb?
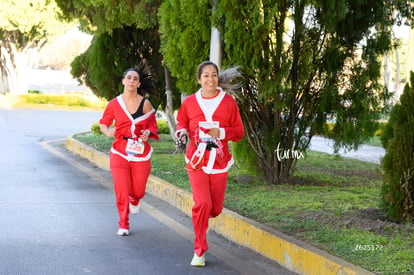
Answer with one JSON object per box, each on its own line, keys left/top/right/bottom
{"left": 66, "top": 134, "right": 374, "bottom": 275}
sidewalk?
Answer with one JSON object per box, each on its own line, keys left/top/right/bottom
{"left": 65, "top": 135, "right": 375, "bottom": 275}
{"left": 310, "top": 136, "right": 385, "bottom": 164}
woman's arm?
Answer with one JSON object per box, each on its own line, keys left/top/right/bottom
{"left": 100, "top": 124, "right": 116, "bottom": 138}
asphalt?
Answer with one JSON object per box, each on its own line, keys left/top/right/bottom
{"left": 66, "top": 135, "right": 379, "bottom": 275}
{"left": 1, "top": 106, "right": 292, "bottom": 275}
{"left": 309, "top": 136, "right": 385, "bottom": 165}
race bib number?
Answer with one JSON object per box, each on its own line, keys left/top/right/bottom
{"left": 126, "top": 138, "right": 145, "bottom": 155}
{"left": 199, "top": 121, "right": 219, "bottom": 142}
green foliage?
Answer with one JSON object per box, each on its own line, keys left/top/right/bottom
{"left": 28, "top": 90, "right": 42, "bottom": 94}
{"left": 381, "top": 111, "right": 400, "bottom": 149}
{"left": 59, "top": 0, "right": 413, "bottom": 188}
{"left": 374, "top": 122, "right": 386, "bottom": 137}
{"left": 55, "top": 0, "right": 183, "bottom": 112}
{"left": 74, "top": 132, "right": 114, "bottom": 154}
{"left": 232, "top": 136, "right": 261, "bottom": 175}
{"left": 17, "top": 94, "right": 106, "bottom": 109}
{"left": 158, "top": 0, "right": 211, "bottom": 94}
{"left": 0, "top": 0, "right": 68, "bottom": 47}
{"left": 70, "top": 26, "right": 165, "bottom": 109}
{"left": 90, "top": 122, "right": 103, "bottom": 136}
{"left": 74, "top": 132, "right": 414, "bottom": 274}
{"left": 0, "top": 0, "right": 73, "bottom": 94}
{"left": 381, "top": 72, "right": 414, "bottom": 222}
{"left": 209, "top": 0, "right": 403, "bottom": 184}
{"left": 156, "top": 120, "right": 170, "bottom": 135}
{"left": 55, "top": 0, "right": 160, "bottom": 34}
{"left": 160, "top": 0, "right": 408, "bottom": 184}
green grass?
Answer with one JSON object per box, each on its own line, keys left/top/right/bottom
{"left": 365, "top": 136, "right": 383, "bottom": 147}
{"left": 14, "top": 94, "right": 107, "bottom": 110}
{"left": 11, "top": 95, "right": 406, "bottom": 273}
{"left": 74, "top": 133, "right": 414, "bottom": 274}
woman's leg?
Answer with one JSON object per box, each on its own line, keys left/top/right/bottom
{"left": 129, "top": 159, "right": 151, "bottom": 206}
{"left": 209, "top": 172, "right": 228, "bottom": 218}
{"left": 188, "top": 169, "right": 212, "bottom": 257}
{"left": 110, "top": 153, "right": 131, "bottom": 229}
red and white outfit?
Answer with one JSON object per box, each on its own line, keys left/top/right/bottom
{"left": 176, "top": 87, "right": 244, "bottom": 257}
{"left": 100, "top": 95, "right": 159, "bottom": 230}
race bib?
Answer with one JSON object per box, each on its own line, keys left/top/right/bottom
{"left": 125, "top": 138, "right": 145, "bottom": 155}
{"left": 199, "top": 121, "right": 219, "bottom": 142}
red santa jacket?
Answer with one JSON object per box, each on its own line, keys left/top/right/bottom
{"left": 176, "top": 87, "right": 244, "bottom": 174}
{"left": 100, "top": 95, "right": 159, "bottom": 161}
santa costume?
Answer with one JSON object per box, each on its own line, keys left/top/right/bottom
{"left": 100, "top": 95, "right": 159, "bottom": 231}
{"left": 176, "top": 87, "right": 244, "bottom": 257}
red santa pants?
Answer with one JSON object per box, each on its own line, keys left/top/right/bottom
{"left": 110, "top": 152, "right": 151, "bottom": 229}
{"left": 188, "top": 169, "right": 228, "bottom": 257}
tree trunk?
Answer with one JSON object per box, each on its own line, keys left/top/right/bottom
{"left": 0, "top": 47, "right": 11, "bottom": 94}
{"left": 383, "top": 51, "right": 390, "bottom": 94}
{"left": 209, "top": 0, "right": 222, "bottom": 68}
{"left": 393, "top": 44, "right": 400, "bottom": 101}
{"left": 407, "top": 28, "right": 414, "bottom": 79}
{"left": 163, "top": 65, "right": 186, "bottom": 154}
{"left": 0, "top": 41, "right": 17, "bottom": 94}
{"left": 0, "top": 39, "right": 30, "bottom": 94}
{"left": 163, "top": 65, "right": 176, "bottom": 138}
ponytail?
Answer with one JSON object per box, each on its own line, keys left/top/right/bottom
{"left": 218, "top": 66, "right": 243, "bottom": 96}
{"left": 124, "top": 60, "right": 156, "bottom": 96}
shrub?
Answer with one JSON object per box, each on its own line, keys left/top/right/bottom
{"left": 157, "top": 120, "right": 170, "bottom": 135}
{"left": 232, "top": 136, "right": 262, "bottom": 175}
{"left": 17, "top": 94, "right": 107, "bottom": 109}
{"left": 28, "top": 90, "right": 42, "bottom": 94}
{"left": 322, "top": 122, "right": 335, "bottom": 137}
{"left": 374, "top": 122, "right": 386, "bottom": 137}
{"left": 380, "top": 72, "right": 414, "bottom": 222}
{"left": 91, "top": 122, "right": 103, "bottom": 136}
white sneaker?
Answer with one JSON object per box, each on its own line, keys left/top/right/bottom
{"left": 129, "top": 201, "right": 141, "bottom": 215}
{"left": 190, "top": 253, "right": 205, "bottom": 267}
{"left": 117, "top": 228, "right": 129, "bottom": 236}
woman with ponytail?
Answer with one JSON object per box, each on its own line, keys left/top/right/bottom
{"left": 175, "top": 61, "right": 244, "bottom": 266}
{"left": 99, "top": 63, "right": 159, "bottom": 236}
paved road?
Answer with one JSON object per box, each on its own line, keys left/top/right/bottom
{"left": 0, "top": 107, "right": 294, "bottom": 275}
{"left": 310, "top": 136, "right": 385, "bottom": 164}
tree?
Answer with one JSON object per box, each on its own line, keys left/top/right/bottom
{"left": 159, "top": 0, "right": 413, "bottom": 184}
{"left": 158, "top": 0, "right": 212, "bottom": 94}
{"left": 383, "top": 8, "right": 412, "bottom": 108}
{"left": 37, "top": 27, "right": 92, "bottom": 70}
{"left": 55, "top": 0, "right": 182, "bottom": 138}
{"left": 55, "top": 0, "right": 160, "bottom": 33}
{"left": 407, "top": 27, "right": 414, "bottom": 77}
{"left": 71, "top": 25, "right": 165, "bottom": 109}
{"left": 0, "top": 0, "right": 70, "bottom": 94}
{"left": 380, "top": 71, "right": 414, "bottom": 222}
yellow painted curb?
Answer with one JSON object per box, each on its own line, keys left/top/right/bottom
{"left": 66, "top": 133, "right": 110, "bottom": 171}
{"left": 65, "top": 134, "right": 374, "bottom": 275}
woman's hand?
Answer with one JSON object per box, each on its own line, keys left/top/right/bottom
{"left": 107, "top": 127, "right": 116, "bottom": 138}
{"left": 207, "top": 128, "right": 220, "bottom": 139}
{"left": 140, "top": 129, "right": 150, "bottom": 142}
